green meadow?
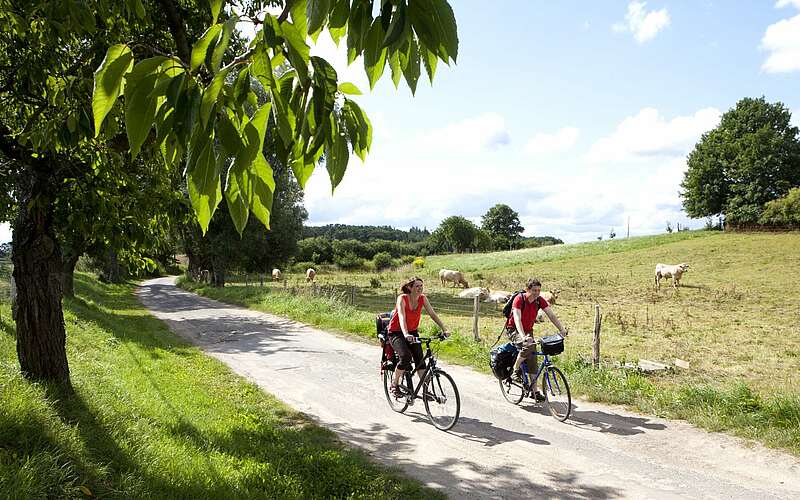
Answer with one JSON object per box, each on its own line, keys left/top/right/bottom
{"left": 183, "top": 230, "right": 800, "bottom": 454}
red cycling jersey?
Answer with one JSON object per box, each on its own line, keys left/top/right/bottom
{"left": 504, "top": 293, "right": 548, "bottom": 333}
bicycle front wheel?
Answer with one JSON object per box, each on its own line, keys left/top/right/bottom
{"left": 383, "top": 366, "right": 409, "bottom": 413}
{"left": 423, "top": 370, "right": 460, "bottom": 431}
{"left": 498, "top": 377, "right": 524, "bottom": 405}
{"left": 543, "top": 366, "right": 571, "bottom": 421}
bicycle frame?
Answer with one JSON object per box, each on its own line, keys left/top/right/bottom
{"left": 397, "top": 338, "right": 440, "bottom": 400}
{"left": 520, "top": 349, "right": 554, "bottom": 390}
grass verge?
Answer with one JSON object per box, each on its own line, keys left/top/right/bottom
{"left": 0, "top": 273, "right": 442, "bottom": 499}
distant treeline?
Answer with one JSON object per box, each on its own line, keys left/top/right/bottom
{"left": 302, "top": 224, "right": 430, "bottom": 242}
{"left": 521, "top": 236, "right": 564, "bottom": 247}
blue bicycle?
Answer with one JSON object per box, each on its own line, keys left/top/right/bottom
{"left": 498, "top": 335, "right": 572, "bottom": 421}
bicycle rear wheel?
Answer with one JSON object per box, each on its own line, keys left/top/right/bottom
{"left": 498, "top": 377, "right": 525, "bottom": 405}
{"left": 543, "top": 366, "right": 571, "bottom": 421}
{"left": 423, "top": 370, "right": 460, "bottom": 431}
{"left": 383, "top": 365, "right": 409, "bottom": 413}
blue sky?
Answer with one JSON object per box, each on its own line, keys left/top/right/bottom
{"left": 2, "top": 0, "right": 798, "bottom": 244}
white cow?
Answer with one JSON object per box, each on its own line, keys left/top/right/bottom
{"left": 306, "top": 268, "right": 316, "bottom": 282}
{"left": 655, "top": 263, "right": 689, "bottom": 289}
{"left": 272, "top": 268, "right": 282, "bottom": 281}
{"left": 486, "top": 290, "right": 513, "bottom": 303}
{"left": 458, "top": 287, "right": 490, "bottom": 300}
{"left": 439, "top": 269, "right": 469, "bottom": 288}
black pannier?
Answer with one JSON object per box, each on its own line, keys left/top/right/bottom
{"left": 539, "top": 335, "right": 564, "bottom": 355}
{"left": 376, "top": 312, "right": 395, "bottom": 369}
{"left": 489, "top": 342, "right": 518, "bottom": 380}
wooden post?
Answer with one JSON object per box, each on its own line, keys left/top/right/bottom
{"left": 351, "top": 285, "right": 356, "bottom": 306}
{"left": 472, "top": 296, "right": 481, "bottom": 342}
{"left": 283, "top": 278, "right": 287, "bottom": 291}
{"left": 593, "top": 304, "right": 602, "bottom": 368}
{"left": 259, "top": 273, "right": 263, "bottom": 287}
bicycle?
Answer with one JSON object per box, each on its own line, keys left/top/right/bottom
{"left": 379, "top": 334, "right": 461, "bottom": 431}
{"left": 498, "top": 335, "right": 572, "bottom": 421}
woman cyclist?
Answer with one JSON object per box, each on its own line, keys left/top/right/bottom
{"left": 388, "top": 277, "right": 449, "bottom": 398}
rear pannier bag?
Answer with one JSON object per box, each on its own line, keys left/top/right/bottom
{"left": 376, "top": 312, "right": 395, "bottom": 368}
{"left": 489, "top": 342, "right": 518, "bottom": 380}
{"left": 539, "top": 335, "right": 564, "bottom": 356}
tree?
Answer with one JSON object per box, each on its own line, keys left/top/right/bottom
{"left": 481, "top": 203, "right": 523, "bottom": 250}
{"left": 681, "top": 97, "right": 800, "bottom": 225}
{"left": 432, "top": 216, "right": 478, "bottom": 253}
{"left": 1, "top": 0, "right": 459, "bottom": 384}
{"left": 759, "top": 187, "right": 800, "bottom": 226}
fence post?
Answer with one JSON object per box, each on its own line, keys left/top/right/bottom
{"left": 472, "top": 296, "right": 481, "bottom": 342}
{"left": 283, "top": 278, "right": 287, "bottom": 291}
{"left": 592, "top": 304, "right": 602, "bottom": 368}
{"left": 260, "top": 273, "right": 263, "bottom": 287}
{"left": 351, "top": 285, "right": 356, "bottom": 306}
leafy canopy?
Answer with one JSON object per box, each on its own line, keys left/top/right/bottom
{"left": 92, "top": 0, "right": 459, "bottom": 235}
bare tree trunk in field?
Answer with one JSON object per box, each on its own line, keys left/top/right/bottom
{"left": 62, "top": 251, "right": 80, "bottom": 299}
{"left": 11, "top": 164, "right": 71, "bottom": 387}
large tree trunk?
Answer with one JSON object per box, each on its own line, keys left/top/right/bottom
{"left": 211, "top": 256, "right": 225, "bottom": 287}
{"left": 61, "top": 251, "right": 80, "bottom": 298}
{"left": 103, "top": 247, "right": 122, "bottom": 283}
{"left": 12, "top": 165, "right": 70, "bottom": 386}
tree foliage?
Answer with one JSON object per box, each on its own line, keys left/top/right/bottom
{"left": 681, "top": 97, "right": 800, "bottom": 225}
{"left": 481, "top": 203, "right": 523, "bottom": 249}
{"left": 302, "top": 223, "right": 429, "bottom": 241}
{"left": 431, "top": 215, "right": 478, "bottom": 253}
{"left": 759, "top": 187, "right": 800, "bottom": 226}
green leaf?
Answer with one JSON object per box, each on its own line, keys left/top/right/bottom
{"left": 408, "top": 0, "right": 458, "bottom": 63}
{"left": 211, "top": 16, "right": 239, "bottom": 74}
{"left": 421, "top": 44, "right": 437, "bottom": 83}
{"left": 328, "top": 0, "right": 349, "bottom": 45}
{"left": 282, "top": 21, "right": 311, "bottom": 85}
{"left": 343, "top": 98, "right": 372, "bottom": 161}
{"left": 306, "top": 0, "right": 331, "bottom": 35}
{"left": 125, "top": 57, "right": 166, "bottom": 158}
{"left": 252, "top": 43, "right": 277, "bottom": 91}
{"left": 326, "top": 117, "right": 350, "bottom": 192}
{"left": 337, "top": 82, "right": 362, "bottom": 95}
{"left": 200, "top": 67, "right": 231, "bottom": 128}
{"left": 92, "top": 44, "right": 134, "bottom": 137}
{"left": 291, "top": 140, "right": 316, "bottom": 189}
{"left": 400, "top": 36, "right": 420, "bottom": 95}
{"left": 363, "top": 20, "right": 388, "bottom": 90}
{"left": 187, "top": 141, "right": 222, "bottom": 234}
{"left": 217, "top": 112, "right": 243, "bottom": 155}
{"left": 290, "top": 0, "right": 309, "bottom": 39}
{"left": 388, "top": 48, "right": 401, "bottom": 88}
{"left": 346, "top": 0, "right": 371, "bottom": 64}
{"left": 250, "top": 153, "right": 275, "bottom": 228}
{"left": 209, "top": 0, "right": 223, "bottom": 24}
{"left": 382, "top": 1, "right": 407, "bottom": 48}
{"left": 224, "top": 165, "right": 249, "bottom": 235}
{"left": 191, "top": 24, "right": 222, "bottom": 72}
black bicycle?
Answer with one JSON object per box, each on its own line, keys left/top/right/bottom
{"left": 379, "top": 334, "right": 461, "bottom": 431}
{"left": 498, "top": 335, "right": 572, "bottom": 421}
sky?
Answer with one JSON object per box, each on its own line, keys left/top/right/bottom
{"left": 2, "top": 0, "right": 798, "bottom": 244}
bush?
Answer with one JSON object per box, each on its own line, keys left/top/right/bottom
{"left": 334, "top": 252, "right": 364, "bottom": 270}
{"left": 369, "top": 277, "right": 381, "bottom": 288}
{"left": 759, "top": 188, "right": 800, "bottom": 226}
{"left": 292, "top": 261, "right": 317, "bottom": 273}
{"left": 412, "top": 257, "right": 425, "bottom": 269}
{"left": 372, "top": 252, "right": 393, "bottom": 270}
{"left": 400, "top": 255, "right": 415, "bottom": 265}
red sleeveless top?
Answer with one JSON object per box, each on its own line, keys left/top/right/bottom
{"left": 388, "top": 294, "right": 425, "bottom": 332}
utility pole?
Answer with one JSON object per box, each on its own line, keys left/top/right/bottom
{"left": 627, "top": 216, "right": 630, "bottom": 238}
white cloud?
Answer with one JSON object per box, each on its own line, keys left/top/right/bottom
{"left": 0, "top": 223, "right": 9, "bottom": 243}
{"left": 761, "top": 12, "right": 800, "bottom": 73}
{"left": 791, "top": 108, "right": 800, "bottom": 128}
{"left": 524, "top": 127, "right": 579, "bottom": 155}
{"left": 613, "top": 1, "right": 670, "bottom": 43}
{"left": 776, "top": 0, "right": 800, "bottom": 8}
{"left": 419, "top": 112, "right": 510, "bottom": 154}
{"left": 586, "top": 107, "right": 721, "bottom": 163}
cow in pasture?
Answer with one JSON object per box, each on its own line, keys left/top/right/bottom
{"left": 541, "top": 288, "right": 561, "bottom": 305}
{"left": 655, "top": 263, "right": 689, "bottom": 289}
{"left": 486, "top": 290, "right": 513, "bottom": 303}
{"left": 458, "top": 287, "right": 490, "bottom": 300}
{"left": 439, "top": 269, "right": 469, "bottom": 288}
{"left": 306, "top": 268, "right": 316, "bottom": 282}
{"left": 272, "top": 268, "right": 282, "bottom": 281}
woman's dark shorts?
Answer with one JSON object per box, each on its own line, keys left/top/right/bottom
{"left": 388, "top": 330, "right": 426, "bottom": 371}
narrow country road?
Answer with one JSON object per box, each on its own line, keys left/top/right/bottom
{"left": 137, "top": 277, "right": 800, "bottom": 499}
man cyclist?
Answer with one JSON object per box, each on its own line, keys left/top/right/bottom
{"left": 505, "top": 278, "right": 568, "bottom": 401}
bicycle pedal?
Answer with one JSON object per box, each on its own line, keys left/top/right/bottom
{"left": 406, "top": 396, "right": 414, "bottom": 406}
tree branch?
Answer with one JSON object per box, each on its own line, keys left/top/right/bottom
{"left": 277, "top": 0, "right": 294, "bottom": 23}
{"left": 155, "top": 0, "right": 192, "bottom": 64}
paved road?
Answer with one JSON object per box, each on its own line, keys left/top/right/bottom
{"left": 138, "top": 277, "right": 800, "bottom": 499}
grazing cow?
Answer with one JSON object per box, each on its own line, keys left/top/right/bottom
{"left": 458, "top": 287, "right": 490, "bottom": 300}
{"left": 306, "top": 268, "right": 316, "bottom": 282}
{"left": 541, "top": 288, "right": 561, "bottom": 305}
{"left": 272, "top": 268, "right": 282, "bottom": 281}
{"left": 655, "top": 263, "right": 689, "bottom": 289}
{"left": 439, "top": 269, "right": 469, "bottom": 288}
{"left": 486, "top": 290, "right": 513, "bottom": 303}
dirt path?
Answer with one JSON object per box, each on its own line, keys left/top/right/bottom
{"left": 138, "top": 277, "right": 800, "bottom": 499}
